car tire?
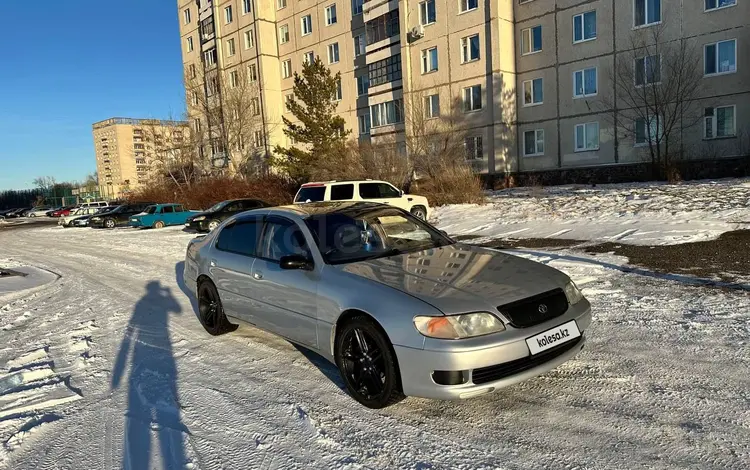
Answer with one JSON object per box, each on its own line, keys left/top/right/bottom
{"left": 335, "top": 315, "right": 405, "bottom": 409}
{"left": 207, "top": 220, "right": 220, "bottom": 231}
{"left": 104, "top": 218, "right": 116, "bottom": 229}
{"left": 28, "top": 213, "right": 35, "bottom": 218}
{"left": 197, "top": 280, "right": 233, "bottom": 336}
{"left": 153, "top": 220, "right": 165, "bottom": 229}
{"left": 410, "top": 206, "right": 427, "bottom": 220}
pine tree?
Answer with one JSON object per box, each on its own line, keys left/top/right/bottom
{"left": 273, "top": 58, "right": 350, "bottom": 183}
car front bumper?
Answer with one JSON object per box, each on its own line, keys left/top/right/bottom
{"left": 393, "top": 299, "right": 592, "bottom": 400}
{"left": 184, "top": 220, "right": 207, "bottom": 232}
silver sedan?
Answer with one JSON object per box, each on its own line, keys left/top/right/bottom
{"left": 183, "top": 202, "right": 592, "bottom": 408}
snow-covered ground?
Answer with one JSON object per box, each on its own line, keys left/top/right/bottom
{"left": 435, "top": 178, "right": 750, "bottom": 245}
{"left": 0, "top": 222, "right": 749, "bottom": 468}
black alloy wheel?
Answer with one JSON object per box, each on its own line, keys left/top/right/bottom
{"left": 335, "top": 316, "right": 404, "bottom": 409}
{"left": 197, "top": 281, "right": 233, "bottom": 335}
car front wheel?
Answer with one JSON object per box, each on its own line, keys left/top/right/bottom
{"left": 335, "top": 315, "right": 404, "bottom": 409}
{"left": 105, "top": 218, "right": 116, "bottom": 229}
{"left": 410, "top": 206, "right": 427, "bottom": 220}
{"left": 207, "top": 220, "right": 220, "bottom": 231}
{"left": 197, "top": 280, "right": 233, "bottom": 336}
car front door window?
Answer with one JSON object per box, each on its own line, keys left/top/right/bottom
{"left": 260, "top": 219, "right": 310, "bottom": 261}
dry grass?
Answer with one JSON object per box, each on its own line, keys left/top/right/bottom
{"left": 410, "top": 164, "right": 486, "bottom": 206}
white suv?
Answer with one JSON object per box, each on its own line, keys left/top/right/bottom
{"left": 294, "top": 180, "right": 431, "bottom": 219}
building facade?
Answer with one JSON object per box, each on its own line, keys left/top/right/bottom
{"left": 177, "top": 0, "right": 749, "bottom": 176}
{"left": 92, "top": 117, "right": 188, "bottom": 198}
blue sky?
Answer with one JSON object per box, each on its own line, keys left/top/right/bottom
{"left": 0, "top": 1, "right": 185, "bottom": 190}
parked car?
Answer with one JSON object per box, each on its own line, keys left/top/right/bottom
{"left": 129, "top": 204, "right": 198, "bottom": 228}
{"left": 51, "top": 205, "right": 76, "bottom": 217}
{"left": 26, "top": 206, "right": 53, "bottom": 217}
{"left": 69, "top": 206, "right": 117, "bottom": 227}
{"left": 0, "top": 208, "right": 18, "bottom": 218}
{"left": 185, "top": 198, "right": 269, "bottom": 232}
{"left": 75, "top": 201, "right": 111, "bottom": 209}
{"left": 89, "top": 203, "right": 156, "bottom": 229}
{"left": 59, "top": 207, "right": 105, "bottom": 227}
{"left": 4, "top": 207, "right": 31, "bottom": 218}
{"left": 183, "top": 202, "right": 591, "bottom": 409}
{"left": 294, "top": 180, "right": 431, "bottom": 220}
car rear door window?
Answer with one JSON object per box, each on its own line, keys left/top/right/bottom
{"left": 241, "top": 200, "right": 264, "bottom": 210}
{"left": 163, "top": 206, "right": 174, "bottom": 213}
{"left": 330, "top": 184, "right": 354, "bottom": 201}
{"left": 259, "top": 218, "right": 309, "bottom": 261}
{"left": 295, "top": 186, "right": 326, "bottom": 202}
{"left": 359, "top": 182, "right": 400, "bottom": 199}
{"left": 216, "top": 220, "right": 261, "bottom": 256}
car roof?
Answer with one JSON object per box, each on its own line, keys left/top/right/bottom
{"left": 235, "top": 202, "right": 394, "bottom": 222}
{"left": 299, "top": 179, "right": 384, "bottom": 188}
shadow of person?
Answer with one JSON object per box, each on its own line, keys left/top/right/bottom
{"left": 174, "top": 261, "right": 199, "bottom": 322}
{"left": 111, "top": 281, "right": 188, "bottom": 470}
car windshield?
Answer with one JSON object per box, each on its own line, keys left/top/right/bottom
{"left": 295, "top": 186, "right": 326, "bottom": 203}
{"left": 144, "top": 206, "right": 157, "bottom": 214}
{"left": 305, "top": 207, "right": 453, "bottom": 265}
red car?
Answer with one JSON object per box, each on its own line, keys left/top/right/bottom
{"left": 51, "top": 205, "right": 76, "bottom": 217}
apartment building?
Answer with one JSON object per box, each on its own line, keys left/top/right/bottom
{"left": 178, "top": 0, "right": 749, "bottom": 177}
{"left": 92, "top": 117, "right": 188, "bottom": 198}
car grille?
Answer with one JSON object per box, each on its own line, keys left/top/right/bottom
{"left": 471, "top": 336, "right": 583, "bottom": 385}
{"left": 497, "top": 288, "right": 569, "bottom": 328}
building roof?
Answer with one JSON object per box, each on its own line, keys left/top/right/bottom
{"left": 92, "top": 117, "right": 188, "bottom": 130}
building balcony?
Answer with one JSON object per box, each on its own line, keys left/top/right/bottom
{"left": 363, "top": 0, "right": 398, "bottom": 23}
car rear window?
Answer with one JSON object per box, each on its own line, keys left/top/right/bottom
{"left": 330, "top": 184, "right": 354, "bottom": 201}
{"left": 216, "top": 220, "right": 261, "bottom": 256}
{"left": 359, "top": 182, "right": 400, "bottom": 199}
{"left": 295, "top": 186, "right": 326, "bottom": 203}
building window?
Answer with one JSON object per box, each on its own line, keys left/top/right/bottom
{"left": 425, "top": 94, "right": 440, "bottom": 118}
{"left": 328, "top": 43, "right": 340, "bottom": 64}
{"left": 421, "top": 47, "right": 438, "bottom": 73}
{"left": 522, "top": 78, "right": 543, "bottom": 106}
{"left": 461, "top": 34, "right": 480, "bottom": 63}
{"left": 635, "top": 55, "right": 661, "bottom": 85}
{"left": 251, "top": 98, "right": 260, "bottom": 116}
{"left": 204, "top": 48, "right": 217, "bottom": 66}
{"left": 705, "top": 0, "right": 736, "bottom": 10}
{"left": 357, "top": 75, "right": 369, "bottom": 96}
{"left": 332, "top": 79, "right": 343, "bottom": 101}
{"left": 285, "top": 94, "right": 293, "bottom": 111}
{"left": 353, "top": 0, "right": 364, "bottom": 15}
{"left": 524, "top": 129, "right": 545, "bottom": 156}
{"left": 226, "top": 38, "right": 236, "bottom": 57}
{"left": 358, "top": 113, "right": 371, "bottom": 135}
{"left": 303, "top": 51, "right": 315, "bottom": 65}
{"left": 206, "top": 75, "right": 219, "bottom": 96}
{"left": 183, "top": 8, "right": 191, "bottom": 24}
{"left": 465, "top": 136, "right": 482, "bottom": 159}
{"left": 301, "top": 15, "right": 313, "bottom": 36}
{"left": 573, "top": 11, "right": 596, "bottom": 43}
{"left": 366, "top": 10, "right": 399, "bottom": 44}
{"left": 188, "top": 64, "right": 196, "bottom": 79}
{"left": 463, "top": 84, "right": 482, "bottom": 112}
{"left": 575, "top": 122, "right": 600, "bottom": 151}
{"left": 278, "top": 0, "right": 287, "bottom": 9}
{"left": 244, "top": 30, "right": 254, "bottom": 49}
{"left": 573, "top": 67, "right": 598, "bottom": 97}
{"left": 459, "top": 0, "right": 478, "bottom": 13}
{"left": 279, "top": 25, "right": 290, "bottom": 44}
{"left": 634, "top": 0, "right": 661, "bottom": 27}
{"left": 354, "top": 34, "right": 366, "bottom": 56}
{"left": 370, "top": 99, "right": 404, "bottom": 127}
{"left": 186, "top": 36, "right": 194, "bottom": 52}
{"left": 243, "top": 0, "right": 252, "bottom": 14}
{"left": 704, "top": 105, "right": 736, "bottom": 138}
{"left": 200, "top": 16, "right": 215, "bottom": 40}
{"left": 282, "top": 60, "right": 292, "bottom": 78}
{"left": 248, "top": 64, "right": 258, "bottom": 82}
{"left": 521, "top": 26, "right": 542, "bottom": 55}
{"left": 325, "top": 4, "right": 338, "bottom": 25}
{"left": 229, "top": 70, "right": 239, "bottom": 88}
{"left": 368, "top": 54, "right": 402, "bottom": 86}
{"left": 634, "top": 117, "right": 660, "bottom": 145}
{"left": 704, "top": 39, "right": 737, "bottom": 76}
{"left": 225, "top": 5, "right": 233, "bottom": 24}
{"left": 420, "top": 0, "right": 436, "bottom": 25}
{"left": 254, "top": 131, "right": 263, "bottom": 147}
{"left": 191, "top": 91, "right": 199, "bottom": 106}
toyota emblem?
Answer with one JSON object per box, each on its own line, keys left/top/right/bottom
{"left": 538, "top": 303, "right": 548, "bottom": 314}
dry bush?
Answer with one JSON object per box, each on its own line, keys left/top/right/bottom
{"left": 410, "top": 163, "right": 485, "bottom": 206}
{"left": 126, "top": 175, "right": 295, "bottom": 210}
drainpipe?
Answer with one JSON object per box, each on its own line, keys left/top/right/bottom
{"left": 252, "top": 0, "right": 272, "bottom": 175}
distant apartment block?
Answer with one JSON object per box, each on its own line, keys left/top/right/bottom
{"left": 92, "top": 117, "right": 188, "bottom": 198}
{"left": 177, "top": 0, "right": 749, "bottom": 177}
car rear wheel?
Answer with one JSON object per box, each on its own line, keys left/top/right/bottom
{"left": 197, "top": 280, "right": 233, "bottom": 336}
{"left": 410, "top": 206, "right": 427, "bottom": 220}
{"left": 105, "top": 218, "right": 116, "bottom": 229}
{"left": 153, "top": 220, "right": 165, "bottom": 229}
{"left": 335, "top": 316, "right": 404, "bottom": 409}
{"left": 207, "top": 220, "right": 220, "bottom": 231}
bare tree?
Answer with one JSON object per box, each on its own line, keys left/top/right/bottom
{"left": 603, "top": 24, "right": 705, "bottom": 179}
{"left": 140, "top": 118, "right": 200, "bottom": 192}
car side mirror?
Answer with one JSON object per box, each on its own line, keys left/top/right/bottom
{"left": 279, "top": 254, "right": 313, "bottom": 271}
{"left": 399, "top": 189, "right": 404, "bottom": 197}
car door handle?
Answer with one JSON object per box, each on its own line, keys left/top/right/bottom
{"left": 253, "top": 271, "right": 263, "bottom": 280}
{"left": 210, "top": 259, "right": 217, "bottom": 267}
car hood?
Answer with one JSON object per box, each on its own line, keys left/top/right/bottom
{"left": 341, "top": 243, "right": 570, "bottom": 315}
{"left": 186, "top": 211, "right": 212, "bottom": 221}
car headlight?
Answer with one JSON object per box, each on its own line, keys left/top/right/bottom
{"left": 564, "top": 281, "right": 584, "bottom": 305}
{"left": 413, "top": 312, "right": 505, "bottom": 340}
{"left": 193, "top": 216, "right": 206, "bottom": 221}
